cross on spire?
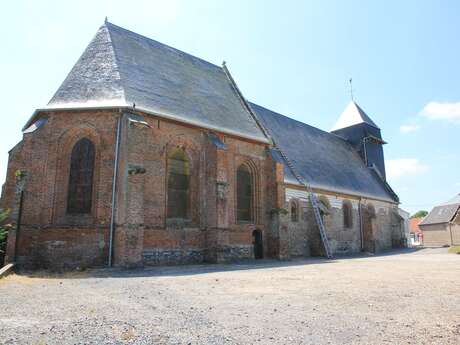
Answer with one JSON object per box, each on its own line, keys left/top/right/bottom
{"left": 349, "top": 78, "right": 354, "bottom": 101}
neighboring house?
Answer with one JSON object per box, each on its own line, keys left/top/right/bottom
{"left": 398, "top": 208, "right": 410, "bottom": 247}
{"left": 409, "top": 217, "right": 423, "bottom": 246}
{"left": 0, "top": 21, "right": 403, "bottom": 269}
{"left": 419, "top": 194, "right": 460, "bottom": 247}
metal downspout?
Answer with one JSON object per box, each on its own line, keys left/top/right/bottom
{"left": 108, "top": 114, "right": 122, "bottom": 267}
{"left": 358, "top": 199, "right": 364, "bottom": 251}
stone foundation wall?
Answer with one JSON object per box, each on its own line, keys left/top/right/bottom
{"left": 143, "top": 248, "right": 205, "bottom": 265}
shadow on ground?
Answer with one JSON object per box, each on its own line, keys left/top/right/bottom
{"left": 14, "top": 247, "right": 438, "bottom": 280}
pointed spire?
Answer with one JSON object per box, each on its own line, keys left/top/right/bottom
{"left": 444, "top": 193, "right": 460, "bottom": 205}
{"left": 331, "top": 101, "right": 379, "bottom": 131}
{"left": 349, "top": 78, "right": 354, "bottom": 101}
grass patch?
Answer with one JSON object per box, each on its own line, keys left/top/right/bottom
{"left": 448, "top": 246, "right": 460, "bottom": 254}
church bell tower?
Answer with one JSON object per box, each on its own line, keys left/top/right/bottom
{"left": 331, "top": 101, "right": 387, "bottom": 180}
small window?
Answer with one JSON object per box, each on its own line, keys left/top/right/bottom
{"left": 67, "top": 138, "right": 95, "bottom": 214}
{"left": 367, "top": 204, "right": 376, "bottom": 219}
{"left": 343, "top": 200, "right": 353, "bottom": 228}
{"left": 237, "top": 164, "right": 253, "bottom": 222}
{"left": 167, "top": 149, "right": 190, "bottom": 219}
{"left": 291, "top": 201, "right": 298, "bottom": 222}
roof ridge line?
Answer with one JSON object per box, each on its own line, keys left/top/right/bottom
{"left": 104, "top": 21, "right": 221, "bottom": 71}
{"left": 221, "top": 62, "right": 272, "bottom": 142}
{"left": 104, "top": 23, "right": 128, "bottom": 106}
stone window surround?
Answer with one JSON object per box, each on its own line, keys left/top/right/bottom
{"left": 342, "top": 199, "right": 353, "bottom": 229}
{"left": 52, "top": 125, "right": 102, "bottom": 225}
{"left": 234, "top": 159, "right": 260, "bottom": 225}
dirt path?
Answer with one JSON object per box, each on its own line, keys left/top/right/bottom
{"left": 1, "top": 248, "right": 459, "bottom": 344}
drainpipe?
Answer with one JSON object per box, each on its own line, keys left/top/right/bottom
{"left": 358, "top": 198, "right": 364, "bottom": 251}
{"left": 108, "top": 114, "right": 123, "bottom": 267}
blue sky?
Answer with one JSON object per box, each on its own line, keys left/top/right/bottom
{"left": 1, "top": 0, "right": 459, "bottom": 214}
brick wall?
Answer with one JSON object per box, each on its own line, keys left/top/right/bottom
{"left": 1, "top": 107, "right": 399, "bottom": 269}
{"left": 1, "top": 109, "right": 284, "bottom": 269}
{"left": 1, "top": 110, "right": 117, "bottom": 269}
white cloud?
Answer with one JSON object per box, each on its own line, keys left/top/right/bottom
{"left": 399, "top": 124, "right": 420, "bottom": 133}
{"left": 421, "top": 101, "right": 460, "bottom": 123}
{"left": 386, "top": 159, "right": 429, "bottom": 179}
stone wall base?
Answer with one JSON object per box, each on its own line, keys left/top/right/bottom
{"left": 143, "top": 248, "right": 205, "bottom": 265}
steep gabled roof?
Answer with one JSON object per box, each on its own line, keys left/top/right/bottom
{"left": 44, "top": 22, "right": 268, "bottom": 143}
{"left": 420, "top": 193, "right": 460, "bottom": 226}
{"left": 251, "top": 102, "right": 397, "bottom": 202}
{"left": 26, "top": 21, "right": 399, "bottom": 202}
{"left": 48, "top": 23, "right": 126, "bottom": 108}
{"left": 331, "top": 101, "right": 379, "bottom": 131}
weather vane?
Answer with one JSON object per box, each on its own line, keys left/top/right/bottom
{"left": 349, "top": 78, "right": 354, "bottom": 101}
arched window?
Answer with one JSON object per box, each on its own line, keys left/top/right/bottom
{"left": 343, "top": 200, "right": 353, "bottom": 228}
{"left": 367, "top": 204, "right": 376, "bottom": 219}
{"left": 67, "top": 138, "right": 95, "bottom": 214}
{"left": 167, "top": 149, "right": 190, "bottom": 219}
{"left": 237, "top": 164, "right": 253, "bottom": 222}
{"left": 291, "top": 201, "right": 298, "bottom": 222}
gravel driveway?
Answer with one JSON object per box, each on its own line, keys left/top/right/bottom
{"left": 1, "top": 248, "right": 459, "bottom": 345}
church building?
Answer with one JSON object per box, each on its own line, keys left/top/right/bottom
{"left": 1, "top": 21, "right": 404, "bottom": 269}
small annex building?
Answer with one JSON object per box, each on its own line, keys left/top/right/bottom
{"left": 1, "top": 21, "right": 404, "bottom": 269}
{"left": 419, "top": 194, "right": 460, "bottom": 247}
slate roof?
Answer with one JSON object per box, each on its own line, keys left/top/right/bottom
{"left": 41, "top": 22, "right": 268, "bottom": 143}
{"left": 251, "top": 103, "right": 397, "bottom": 202}
{"left": 26, "top": 21, "right": 398, "bottom": 203}
{"left": 420, "top": 194, "right": 460, "bottom": 225}
{"left": 331, "top": 101, "right": 379, "bottom": 131}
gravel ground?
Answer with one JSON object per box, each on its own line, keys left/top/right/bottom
{"left": 1, "top": 248, "right": 459, "bottom": 345}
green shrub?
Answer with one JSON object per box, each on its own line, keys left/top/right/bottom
{"left": 0, "top": 209, "right": 12, "bottom": 265}
{"left": 448, "top": 246, "right": 460, "bottom": 254}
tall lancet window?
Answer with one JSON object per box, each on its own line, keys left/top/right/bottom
{"left": 237, "top": 164, "right": 253, "bottom": 222}
{"left": 67, "top": 138, "right": 95, "bottom": 214}
{"left": 167, "top": 149, "right": 190, "bottom": 219}
{"left": 343, "top": 200, "right": 353, "bottom": 229}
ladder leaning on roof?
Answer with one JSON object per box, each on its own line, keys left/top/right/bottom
{"left": 275, "top": 148, "right": 333, "bottom": 259}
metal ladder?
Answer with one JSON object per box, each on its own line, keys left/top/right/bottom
{"left": 276, "top": 148, "right": 333, "bottom": 259}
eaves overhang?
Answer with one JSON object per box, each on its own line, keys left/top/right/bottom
{"left": 23, "top": 104, "right": 271, "bottom": 144}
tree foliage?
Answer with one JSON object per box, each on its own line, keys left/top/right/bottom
{"left": 410, "top": 210, "right": 428, "bottom": 219}
{"left": 0, "top": 209, "right": 12, "bottom": 265}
